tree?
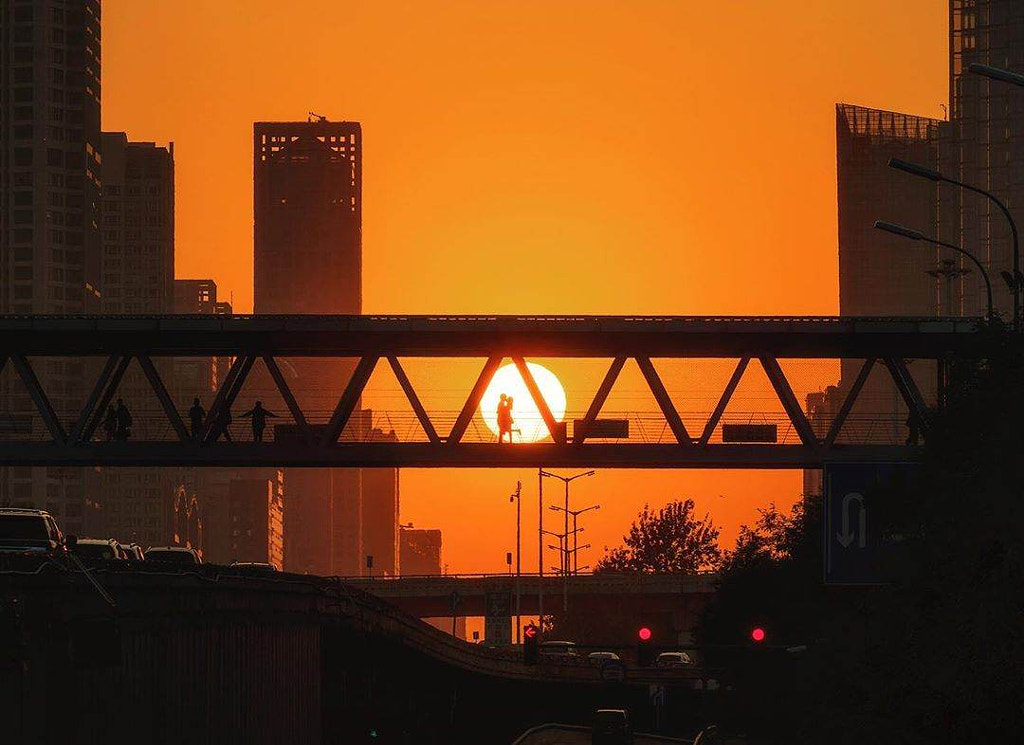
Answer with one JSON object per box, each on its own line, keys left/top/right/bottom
{"left": 595, "top": 499, "right": 721, "bottom": 573}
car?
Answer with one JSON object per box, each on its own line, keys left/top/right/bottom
{"left": 145, "top": 546, "right": 202, "bottom": 565}
{"left": 119, "top": 542, "right": 146, "bottom": 561}
{"left": 655, "top": 651, "right": 694, "bottom": 668}
{"left": 0, "top": 508, "right": 66, "bottom": 557}
{"left": 230, "top": 561, "right": 278, "bottom": 574}
{"left": 539, "top": 640, "right": 578, "bottom": 660}
{"left": 588, "top": 651, "right": 621, "bottom": 666}
{"left": 592, "top": 709, "right": 633, "bottom": 745}
{"left": 70, "top": 538, "right": 122, "bottom": 564}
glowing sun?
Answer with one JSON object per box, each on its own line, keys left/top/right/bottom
{"left": 480, "top": 362, "right": 567, "bottom": 443}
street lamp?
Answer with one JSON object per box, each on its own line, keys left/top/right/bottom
{"left": 874, "top": 221, "right": 994, "bottom": 319}
{"left": 968, "top": 62, "right": 1024, "bottom": 88}
{"left": 509, "top": 481, "right": 522, "bottom": 644}
{"left": 540, "top": 469, "right": 596, "bottom": 611}
{"left": 549, "top": 503, "right": 600, "bottom": 574}
{"left": 888, "top": 156, "right": 1018, "bottom": 328}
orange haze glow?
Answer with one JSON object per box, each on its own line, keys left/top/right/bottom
{"left": 103, "top": 0, "right": 947, "bottom": 573}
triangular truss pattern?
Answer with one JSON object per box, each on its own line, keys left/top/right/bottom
{"left": 0, "top": 351, "right": 933, "bottom": 462}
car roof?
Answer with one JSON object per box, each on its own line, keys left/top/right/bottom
{"left": 0, "top": 508, "right": 52, "bottom": 517}
{"left": 77, "top": 538, "right": 115, "bottom": 545}
{"left": 146, "top": 546, "right": 192, "bottom": 552}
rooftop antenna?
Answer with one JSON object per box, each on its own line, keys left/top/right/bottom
{"left": 308, "top": 111, "right": 328, "bottom": 123}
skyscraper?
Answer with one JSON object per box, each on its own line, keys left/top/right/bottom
{"left": 1, "top": 0, "right": 102, "bottom": 531}
{"left": 253, "top": 118, "right": 369, "bottom": 576}
{"left": 940, "top": 0, "right": 1024, "bottom": 318}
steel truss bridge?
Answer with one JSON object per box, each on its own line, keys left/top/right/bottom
{"left": 0, "top": 314, "right": 985, "bottom": 468}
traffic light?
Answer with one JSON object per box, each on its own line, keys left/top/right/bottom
{"left": 750, "top": 626, "right": 766, "bottom": 643}
{"left": 523, "top": 623, "right": 539, "bottom": 664}
{"left": 637, "top": 626, "right": 655, "bottom": 666}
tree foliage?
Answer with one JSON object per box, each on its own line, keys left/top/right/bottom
{"left": 595, "top": 498, "right": 721, "bottom": 573}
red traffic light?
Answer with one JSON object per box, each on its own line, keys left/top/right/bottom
{"left": 524, "top": 625, "right": 538, "bottom": 639}
{"left": 751, "top": 627, "right": 766, "bottom": 643}
{"left": 638, "top": 627, "right": 652, "bottom": 642}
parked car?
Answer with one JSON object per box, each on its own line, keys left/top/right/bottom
{"left": 0, "top": 508, "right": 65, "bottom": 557}
{"left": 656, "top": 651, "right": 694, "bottom": 668}
{"left": 119, "top": 543, "right": 146, "bottom": 561}
{"left": 145, "top": 546, "right": 202, "bottom": 565}
{"left": 230, "top": 561, "right": 278, "bottom": 574}
{"left": 588, "top": 651, "right": 621, "bottom": 666}
{"left": 539, "top": 640, "right": 578, "bottom": 660}
{"left": 592, "top": 709, "right": 632, "bottom": 745}
{"left": 70, "top": 538, "right": 122, "bottom": 563}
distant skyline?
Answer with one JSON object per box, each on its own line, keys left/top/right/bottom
{"left": 100, "top": 0, "right": 949, "bottom": 572}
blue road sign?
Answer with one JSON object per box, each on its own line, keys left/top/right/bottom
{"left": 823, "top": 462, "right": 917, "bottom": 585}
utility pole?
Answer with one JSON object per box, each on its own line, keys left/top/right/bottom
{"left": 510, "top": 481, "right": 522, "bottom": 644}
{"left": 537, "top": 467, "right": 543, "bottom": 634}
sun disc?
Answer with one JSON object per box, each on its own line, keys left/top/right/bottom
{"left": 480, "top": 362, "right": 566, "bottom": 443}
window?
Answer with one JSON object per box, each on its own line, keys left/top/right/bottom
{"left": 14, "top": 148, "right": 32, "bottom": 166}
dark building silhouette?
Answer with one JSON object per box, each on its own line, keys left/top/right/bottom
{"left": 253, "top": 119, "right": 397, "bottom": 577}
{"left": 1, "top": 0, "right": 102, "bottom": 532}
{"left": 208, "top": 474, "right": 284, "bottom": 569}
{"left": 361, "top": 429, "right": 400, "bottom": 577}
{"left": 938, "top": 0, "right": 1024, "bottom": 317}
{"left": 400, "top": 528, "right": 443, "bottom": 576}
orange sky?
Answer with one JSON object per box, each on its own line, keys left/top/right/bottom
{"left": 102, "top": 1, "right": 948, "bottom": 573}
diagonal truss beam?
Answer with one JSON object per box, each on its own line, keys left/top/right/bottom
{"left": 263, "top": 355, "right": 314, "bottom": 443}
{"left": 824, "top": 358, "right": 876, "bottom": 448}
{"left": 10, "top": 354, "right": 67, "bottom": 443}
{"left": 636, "top": 356, "right": 691, "bottom": 445}
{"left": 760, "top": 356, "right": 819, "bottom": 447}
{"left": 448, "top": 356, "right": 503, "bottom": 445}
{"left": 883, "top": 358, "right": 931, "bottom": 435}
{"left": 574, "top": 357, "right": 626, "bottom": 445}
{"left": 321, "top": 356, "right": 379, "bottom": 446}
{"left": 388, "top": 356, "right": 440, "bottom": 444}
{"left": 137, "top": 354, "right": 189, "bottom": 442}
{"left": 700, "top": 357, "right": 750, "bottom": 446}
{"left": 513, "top": 356, "right": 566, "bottom": 445}
{"left": 70, "top": 355, "right": 127, "bottom": 444}
{"left": 203, "top": 355, "right": 256, "bottom": 443}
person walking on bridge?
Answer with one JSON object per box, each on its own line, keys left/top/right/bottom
{"left": 239, "top": 400, "right": 278, "bottom": 442}
{"left": 188, "top": 398, "right": 205, "bottom": 441}
{"left": 114, "top": 398, "right": 133, "bottom": 441}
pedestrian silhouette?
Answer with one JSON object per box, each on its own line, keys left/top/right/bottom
{"left": 215, "top": 407, "right": 233, "bottom": 442}
{"left": 102, "top": 405, "right": 117, "bottom": 442}
{"left": 239, "top": 400, "right": 277, "bottom": 442}
{"left": 188, "top": 397, "right": 205, "bottom": 441}
{"left": 114, "top": 398, "right": 132, "bottom": 441}
{"left": 497, "top": 394, "right": 514, "bottom": 443}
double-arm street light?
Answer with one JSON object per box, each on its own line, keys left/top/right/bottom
{"left": 875, "top": 221, "right": 994, "bottom": 319}
{"left": 539, "top": 469, "right": 596, "bottom": 612}
{"left": 549, "top": 503, "right": 600, "bottom": 575}
{"left": 888, "top": 157, "right": 1018, "bottom": 328}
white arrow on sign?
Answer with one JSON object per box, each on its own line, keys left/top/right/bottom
{"left": 836, "top": 491, "right": 866, "bottom": 549}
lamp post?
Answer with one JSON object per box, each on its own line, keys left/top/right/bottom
{"left": 549, "top": 503, "right": 600, "bottom": 574}
{"left": 875, "top": 221, "right": 994, "bottom": 319}
{"left": 888, "top": 157, "right": 1017, "bottom": 328}
{"left": 540, "top": 470, "right": 595, "bottom": 611}
{"left": 509, "top": 481, "right": 522, "bottom": 644}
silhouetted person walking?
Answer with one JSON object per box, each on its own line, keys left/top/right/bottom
{"left": 215, "top": 407, "right": 233, "bottom": 442}
{"left": 102, "top": 405, "right": 117, "bottom": 442}
{"left": 188, "top": 398, "right": 205, "bottom": 441}
{"left": 239, "top": 400, "right": 277, "bottom": 442}
{"left": 114, "top": 398, "right": 132, "bottom": 441}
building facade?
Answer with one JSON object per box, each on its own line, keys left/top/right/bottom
{"left": 1, "top": 0, "right": 102, "bottom": 535}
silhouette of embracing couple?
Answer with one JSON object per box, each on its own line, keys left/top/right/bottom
{"left": 497, "top": 393, "right": 514, "bottom": 443}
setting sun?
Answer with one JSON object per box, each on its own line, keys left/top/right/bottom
{"left": 480, "top": 362, "right": 567, "bottom": 443}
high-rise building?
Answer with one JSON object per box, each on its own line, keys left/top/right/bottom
{"left": 208, "top": 474, "right": 285, "bottom": 569}
{"left": 940, "top": 0, "right": 1024, "bottom": 317}
{"left": 88, "top": 132, "right": 177, "bottom": 546}
{"left": 1, "top": 1, "right": 102, "bottom": 531}
{"left": 361, "top": 428, "right": 400, "bottom": 577}
{"left": 253, "top": 118, "right": 395, "bottom": 577}
{"left": 99, "top": 133, "right": 173, "bottom": 313}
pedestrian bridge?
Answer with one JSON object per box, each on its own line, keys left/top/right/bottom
{"left": 0, "top": 314, "right": 984, "bottom": 468}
